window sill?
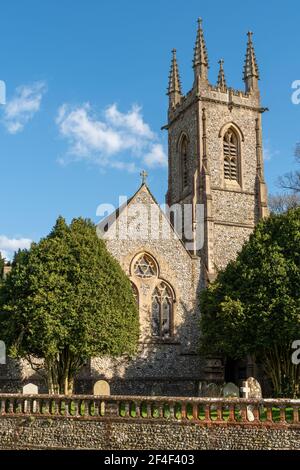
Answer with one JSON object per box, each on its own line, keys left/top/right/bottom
{"left": 142, "top": 338, "right": 181, "bottom": 346}
{"left": 224, "top": 180, "right": 242, "bottom": 191}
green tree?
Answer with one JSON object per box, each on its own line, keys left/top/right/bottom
{"left": 200, "top": 208, "right": 300, "bottom": 397}
{"left": 0, "top": 217, "right": 139, "bottom": 395}
{"left": 0, "top": 253, "right": 4, "bottom": 279}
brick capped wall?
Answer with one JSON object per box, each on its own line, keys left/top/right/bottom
{"left": 0, "top": 395, "right": 299, "bottom": 450}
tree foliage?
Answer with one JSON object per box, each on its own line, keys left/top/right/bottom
{"left": 0, "top": 217, "right": 139, "bottom": 394}
{"left": 0, "top": 254, "right": 4, "bottom": 279}
{"left": 200, "top": 208, "right": 300, "bottom": 397}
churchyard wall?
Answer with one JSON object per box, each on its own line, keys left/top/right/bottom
{"left": 0, "top": 394, "right": 299, "bottom": 450}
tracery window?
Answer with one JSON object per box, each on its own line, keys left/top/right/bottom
{"left": 223, "top": 129, "right": 239, "bottom": 181}
{"left": 133, "top": 253, "right": 157, "bottom": 279}
{"left": 151, "top": 281, "right": 174, "bottom": 339}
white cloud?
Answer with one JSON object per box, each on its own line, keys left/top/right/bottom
{"left": 263, "top": 140, "right": 280, "bottom": 161}
{"left": 56, "top": 103, "right": 167, "bottom": 171}
{"left": 144, "top": 144, "right": 167, "bottom": 168}
{"left": 3, "top": 81, "right": 47, "bottom": 134}
{"left": 105, "top": 103, "right": 154, "bottom": 139}
{"left": 0, "top": 236, "right": 32, "bottom": 261}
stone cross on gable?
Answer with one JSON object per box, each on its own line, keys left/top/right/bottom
{"left": 240, "top": 381, "right": 251, "bottom": 398}
{"left": 140, "top": 170, "right": 148, "bottom": 185}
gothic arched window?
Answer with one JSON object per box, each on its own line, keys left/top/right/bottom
{"left": 151, "top": 282, "right": 174, "bottom": 339}
{"left": 180, "top": 135, "right": 189, "bottom": 190}
{"left": 133, "top": 253, "right": 157, "bottom": 279}
{"left": 223, "top": 129, "right": 239, "bottom": 182}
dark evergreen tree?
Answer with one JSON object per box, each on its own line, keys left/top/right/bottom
{"left": 0, "top": 217, "right": 139, "bottom": 394}
{"left": 200, "top": 208, "right": 300, "bottom": 397}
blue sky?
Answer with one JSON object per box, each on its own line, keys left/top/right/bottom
{"left": 1, "top": 0, "right": 300, "bottom": 259}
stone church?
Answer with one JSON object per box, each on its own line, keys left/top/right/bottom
{"left": 1, "top": 19, "right": 269, "bottom": 396}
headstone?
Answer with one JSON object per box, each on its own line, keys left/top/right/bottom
{"left": 198, "top": 382, "right": 223, "bottom": 398}
{"left": 223, "top": 382, "right": 240, "bottom": 398}
{"left": 0, "top": 341, "right": 5, "bottom": 365}
{"left": 93, "top": 380, "right": 110, "bottom": 396}
{"left": 22, "top": 383, "right": 38, "bottom": 395}
{"left": 22, "top": 383, "right": 38, "bottom": 413}
{"left": 93, "top": 380, "right": 111, "bottom": 416}
{"left": 240, "top": 377, "right": 262, "bottom": 399}
{"left": 240, "top": 377, "right": 262, "bottom": 422}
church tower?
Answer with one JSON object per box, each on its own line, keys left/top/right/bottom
{"left": 165, "top": 19, "right": 268, "bottom": 280}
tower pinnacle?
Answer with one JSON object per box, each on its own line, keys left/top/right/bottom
{"left": 167, "top": 49, "right": 182, "bottom": 108}
{"left": 243, "top": 31, "right": 260, "bottom": 93}
{"left": 217, "top": 59, "right": 227, "bottom": 91}
{"left": 193, "top": 17, "right": 209, "bottom": 82}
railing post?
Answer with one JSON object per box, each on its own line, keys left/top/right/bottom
{"left": 123, "top": 401, "right": 130, "bottom": 417}
{"left": 93, "top": 399, "right": 100, "bottom": 417}
{"left": 279, "top": 406, "right": 286, "bottom": 423}
{"left": 66, "top": 399, "right": 71, "bottom": 417}
{"left": 8, "top": 398, "right": 13, "bottom": 414}
{"left": 228, "top": 402, "right": 235, "bottom": 422}
{"left": 192, "top": 402, "right": 198, "bottom": 421}
{"left": 0, "top": 399, "right": 4, "bottom": 414}
{"left": 240, "top": 403, "right": 247, "bottom": 422}
{"left": 204, "top": 403, "right": 210, "bottom": 422}
{"left": 146, "top": 402, "right": 152, "bottom": 418}
{"left": 216, "top": 402, "right": 223, "bottom": 422}
{"left": 252, "top": 403, "right": 260, "bottom": 422}
{"left": 158, "top": 402, "right": 164, "bottom": 419}
{"left": 168, "top": 402, "right": 174, "bottom": 419}
{"left": 34, "top": 397, "right": 41, "bottom": 414}
{"left": 135, "top": 401, "right": 141, "bottom": 418}
{"left": 181, "top": 402, "right": 186, "bottom": 420}
{"left": 293, "top": 405, "right": 299, "bottom": 423}
{"left": 266, "top": 404, "right": 273, "bottom": 422}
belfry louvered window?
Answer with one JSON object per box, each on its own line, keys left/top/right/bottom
{"left": 181, "top": 136, "right": 188, "bottom": 190}
{"left": 223, "top": 130, "right": 239, "bottom": 181}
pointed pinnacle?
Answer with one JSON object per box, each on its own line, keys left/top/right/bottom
{"left": 167, "top": 48, "right": 182, "bottom": 96}
{"left": 217, "top": 59, "right": 227, "bottom": 89}
{"left": 193, "top": 17, "right": 209, "bottom": 69}
{"left": 243, "top": 31, "right": 259, "bottom": 81}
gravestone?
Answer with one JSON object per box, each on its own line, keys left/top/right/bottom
{"left": 202, "top": 382, "right": 223, "bottom": 398}
{"left": 22, "top": 383, "right": 38, "bottom": 413}
{"left": 240, "top": 377, "right": 262, "bottom": 422}
{"left": 93, "top": 380, "right": 111, "bottom": 416}
{"left": 22, "top": 383, "right": 38, "bottom": 395}
{"left": 0, "top": 341, "right": 5, "bottom": 365}
{"left": 240, "top": 377, "right": 262, "bottom": 399}
{"left": 223, "top": 382, "right": 240, "bottom": 398}
{"left": 205, "top": 383, "right": 223, "bottom": 398}
{"left": 93, "top": 380, "right": 110, "bottom": 396}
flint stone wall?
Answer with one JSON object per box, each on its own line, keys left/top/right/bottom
{"left": 0, "top": 417, "right": 299, "bottom": 450}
